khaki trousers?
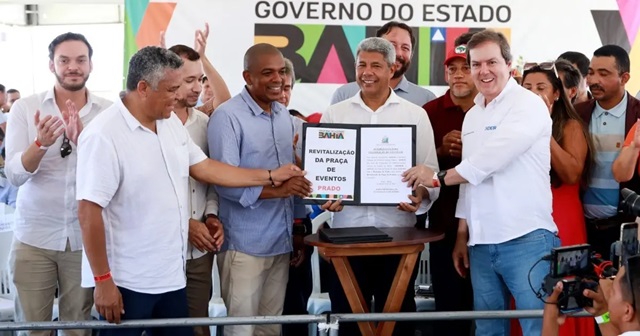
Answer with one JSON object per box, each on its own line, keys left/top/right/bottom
{"left": 186, "top": 252, "right": 215, "bottom": 336}
{"left": 9, "top": 239, "right": 92, "bottom": 336}
{"left": 217, "top": 251, "right": 289, "bottom": 336}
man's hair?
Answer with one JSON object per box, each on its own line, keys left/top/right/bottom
{"left": 48, "top": 32, "right": 93, "bottom": 61}
{"left": 376, "top": 21, "right": 415, "bottom": 50}
{"left": 466, "top": 30, "right": 512, "bottom": 64}
{"left": 6, "top": 88, "right": 18, "bottom": 94}
{"left": 555, "top": 59, "right": 582, "bottom": 91}
{"left": 168, "top": 44, "right": 200, "bottom": 61}
{"left": 0, "top": 84, "right": 5, "bottom": 93}
{"left": 126, "top": 46, "right": 183, "bottom": 91}
{"left": 243, "top": 43, "right": 283, "bottom": 72}
{"left": 557, "top": 51, "right": 590, "bottom": 77}
{"left": 454, "top": 32, "right": 476, "bottom": 47}
{"left": 284, "top": 58, "right": 296, "bottom": 89}
{"left": 593, "top": 44, "right": 630, "bottom": 75}
{"left": 356, "top": 37, "right": 396, "bottom": 68}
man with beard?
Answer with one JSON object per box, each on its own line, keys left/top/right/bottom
{"left": 5, "top": 32, "right": 112, "bottom": 336}
{"left": 574, "top": 45, "right": 640, "bottom": 261}
{"left": 330, "top": 21, "right": 436, "bottom": 107}
{"left": 168, "top": 42, "right": 223, "bottom": 336}
{"left": 420, "top": 32, "right": 476, "bottom": 336}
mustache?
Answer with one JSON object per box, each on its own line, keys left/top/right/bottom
{"left": 590, "top": 84, "right": 604, "bottom": 91}
{"left": 65, "top": 72, "right": 83, "bottom": 76}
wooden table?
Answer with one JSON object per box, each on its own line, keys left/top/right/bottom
{"left": 305, "top": 227, "right": 444, "bottom": 336}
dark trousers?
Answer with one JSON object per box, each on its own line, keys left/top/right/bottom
{"left": 99, "top": 287, "right": 193, "bottom": 336}
{"left": 282, "top": 234, "right": 313, "bottom": 336}
{"left": 416, "top": 213, "right": 474, "bottom": 336}
{"left": 328, "top": 254, "right": 420, "bottom": 336}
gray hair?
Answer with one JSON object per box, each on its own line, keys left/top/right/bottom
{"left": 356, "top": 37, "right": 396, "bottom": 68}
{"left": 284, "top": 58, "right": 296, "bottom": 88}
{"left": 126, "top": 46, "right": 183, "bottom": 91}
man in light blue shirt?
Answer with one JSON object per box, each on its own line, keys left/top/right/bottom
{"left": 208, "top": 43, "right": 312, "bottom": 336}
{"left": 330, "top": 21, "right": 436, "bottom": 106}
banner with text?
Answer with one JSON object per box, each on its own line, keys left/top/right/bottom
{"left": 125, "top": 0, "right": 640, "bottom": 113}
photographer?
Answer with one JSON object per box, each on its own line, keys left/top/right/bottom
{"left": 542, "top": 260, "right": 640, "bottom": 336}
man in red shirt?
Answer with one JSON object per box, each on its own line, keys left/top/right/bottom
{"left": 420, "top": 32, "right": 476, "bottom": 336}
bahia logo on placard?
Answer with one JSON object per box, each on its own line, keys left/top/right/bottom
{"left": 318, "top": 130, "right": 345, "bottom": 139}
{"left": 381, "top": 136, "right": 389, "bottom": 144}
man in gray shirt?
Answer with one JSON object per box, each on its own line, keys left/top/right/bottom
{"left": 330, "top": 21, "right": 436, "bottom": 106}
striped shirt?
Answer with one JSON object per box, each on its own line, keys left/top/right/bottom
{"left": 208, "top": 87, "right": 295, "bottom": 257}
{"left": 583, "top": 94, "right": 628, "bottom": 219}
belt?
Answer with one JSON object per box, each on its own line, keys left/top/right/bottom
{"left": 586, "top": 214, "right": 636, "bottom": 231}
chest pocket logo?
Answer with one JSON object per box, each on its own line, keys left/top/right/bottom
{"left": 485, "top": 126, "right": 497, "bottom": 131}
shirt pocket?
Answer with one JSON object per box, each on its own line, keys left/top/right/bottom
{"left": 173, "top": 142, "right": 190, "bottom": 177}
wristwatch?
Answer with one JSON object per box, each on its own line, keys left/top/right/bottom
{"left": 437, "top": 170, "right": 447, "bottom": 187}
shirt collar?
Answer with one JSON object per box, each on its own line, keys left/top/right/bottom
{"left": 394, "top": 76, "right": 410, "bottom": 93}
{"left": 116, "top": 94, "right": 147, "bottom": 132}
{"left": 240, "top": 86, "right": 284, "bottom": 116}
{"left": 350, "top": 88, "right": 401, "bottom": 111}
{"left": 43, "top": 86, "right": 96, "bottom": 114}
{"left": 442, "top": 89, "right": 460, "bottom": 110}
{"left": 594, "top": 92, "right": 628, "bottom": 118}
{"left": 473, "top": 77, "right": 518, "bottom": 108}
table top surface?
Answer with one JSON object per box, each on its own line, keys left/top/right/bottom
{"left": 305, "top": 227, "right": 444, "bottom": 248}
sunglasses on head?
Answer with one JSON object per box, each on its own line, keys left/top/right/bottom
{"left": 60, "top": 133, "right": 72, "bottom": 158}
{"left": 523, "top": 61, "right": 560, "bottom": 80}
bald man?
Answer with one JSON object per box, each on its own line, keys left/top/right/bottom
{"left": 207, "top": 43, "right": 312, "bottom": 336}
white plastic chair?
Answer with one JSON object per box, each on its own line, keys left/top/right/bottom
{"left": 307, "top": 211, "right": 332, "bottom": 336}
{"left": 208, "top": 254, "right": 226, "bottom": 336}
{"left": 414, "top": 243, "right": 435, "bottom": 311}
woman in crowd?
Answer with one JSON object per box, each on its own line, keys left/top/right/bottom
{"left": 520, "top": 59, "right": 596, "bottom": 336}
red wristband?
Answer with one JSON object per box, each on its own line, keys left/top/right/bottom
{"left": 94, "top": 272, "right": 112, "bottom": 282}
{"left": 34, "top": 138, "right": 48, "bottom": 149}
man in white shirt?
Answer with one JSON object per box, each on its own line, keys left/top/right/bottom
{"left": 75, "top": 46, "right": 304, "bottom": 336}
{"left": 167, "top": 43, "right": 223, "bottom": 336}
{"left": 321, "top": 37, "right": 439, "bottom": 336}
{"left": 5, "top": 32, "right": 112, "bottom": 336}
{"left": 403, "top": 30, "right": 559, "bottom": 336}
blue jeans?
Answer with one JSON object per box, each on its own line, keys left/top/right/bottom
{"left": 99, "top": 287, "right": 193, "bottom": 336}
{"left": 469, "top": 229, "right": 560, "bottom": 336}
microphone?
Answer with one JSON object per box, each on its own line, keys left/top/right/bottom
{"left": 621, "top": 188, "right": 640, "bottom": 217}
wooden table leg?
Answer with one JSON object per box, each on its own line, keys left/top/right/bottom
{"left": 376, "top": 252, "right": 420, "bottom": 336}
{"left": 331, "top": 256, "right": 376, "bottom": 336}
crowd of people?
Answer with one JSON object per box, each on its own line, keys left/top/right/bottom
{"left": 2, "top": 19, "right": 640, "bottom": 336}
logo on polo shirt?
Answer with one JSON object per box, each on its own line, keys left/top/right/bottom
{"left": 485, "top": 126, "right": 497, "bottom": 131}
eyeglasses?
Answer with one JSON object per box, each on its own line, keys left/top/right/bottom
{"left": 60, "top": 133, "right": 72, "bottom": 158}
{"left": 523, "top": 61, "right": 559, "bottom": 80}
{"left": 625, "top": 254, "right": 640, "bottom": 310}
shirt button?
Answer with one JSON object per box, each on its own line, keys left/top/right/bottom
{"left": 603, "top": 122, "right": 607, "bottom": 126}
{"left": 192, "top": 189, "right": 195, "bottom": 193}
{"left": 192, "top": 211, "right": 196, "bottom": 215}
{"left": 605, "top": 112, "right": 609, "bottom": 115}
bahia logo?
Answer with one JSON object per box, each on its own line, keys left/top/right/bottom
{"left": 318, "top": 130, "right": 345, "bottom": 139}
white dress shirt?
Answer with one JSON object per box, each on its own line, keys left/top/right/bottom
{"left": 76, "top": 98, "right": 208, "bottom": 294}
{"left": 621, "top": 332, "right": 640, "bottom": 336}
{"left": 321, "top": 89, "right": 439, "bottom": 228}
{"left": 5, "top": 88, "right": 111, "bottom": 251}
{"left": 183, "top": 108, "right": 219, "bottom": 260}
{"left": 455, "top": 78, "right": 557, "bottom": 246}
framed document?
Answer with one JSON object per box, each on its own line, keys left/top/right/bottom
{"left": 301, "top": 123, "right": 416, "bottom": 206}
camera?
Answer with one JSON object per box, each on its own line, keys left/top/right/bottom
{"left": 540, "top": 244, "right": 617, "bottom": 313}
{"left": 621, "top": 188, "right": 640, "bottom": 217}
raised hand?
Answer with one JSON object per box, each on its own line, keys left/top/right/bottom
{"left": 634, "top": 119, "right": 640, "bottom": 149}
{"left": 34, "top": 109, "right": 65, "bottom": 148}
{"left": 194, "top": 23, "right": 209, "bottom": 56}
{"left": 61, "top": 99, "right": 82, "bottom": 145}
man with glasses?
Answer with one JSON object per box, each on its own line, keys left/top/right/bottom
{"left": 421, "top": 32, "right": 475, "bottom": 336}
{"left": 4, "top": 33, "right": 112, "bottom": 336}
{"left": 574, "top": 45, "right": 640, "bottom": 263}
{"left": 543, "top": 254, "right": 640, "bottom": 336}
